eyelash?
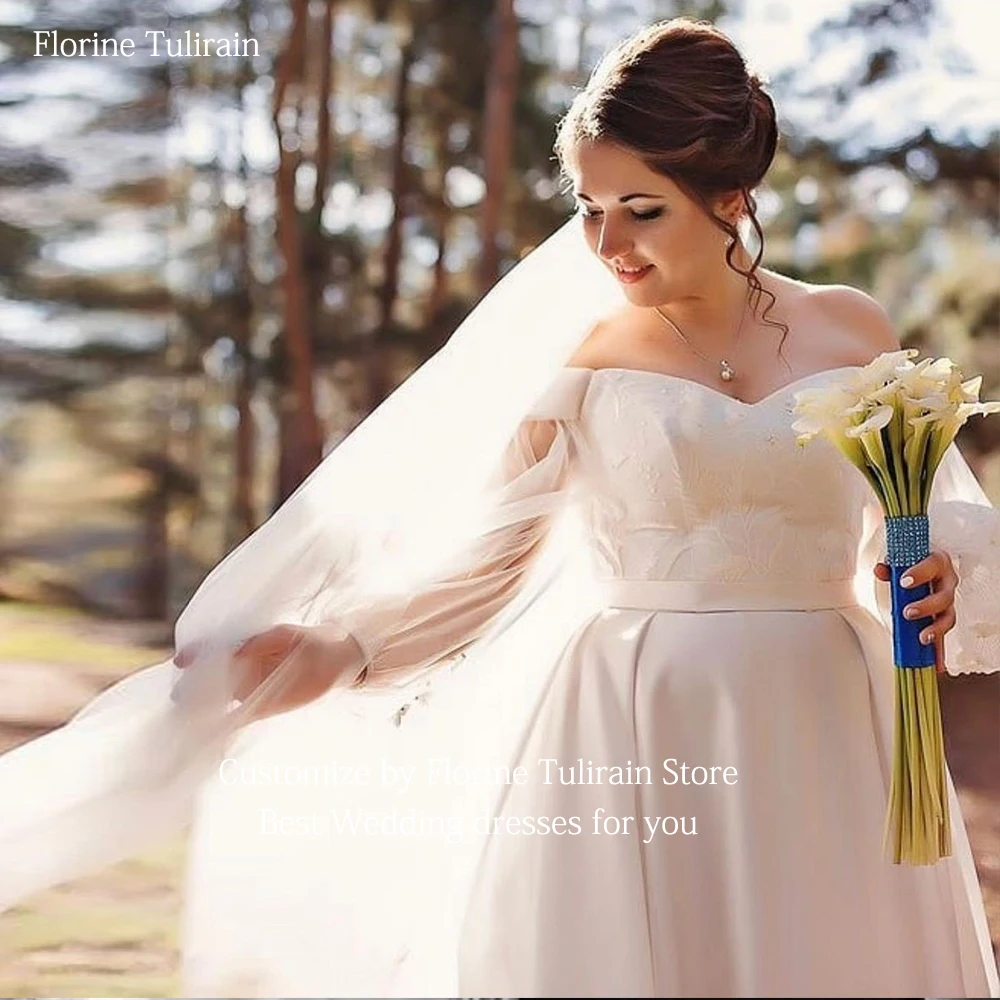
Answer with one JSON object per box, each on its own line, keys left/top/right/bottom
{"left": 578, "top": 207, "right": 663, "bottom": 222}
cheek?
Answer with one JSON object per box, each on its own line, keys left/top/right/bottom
{"left": 647, "top": 216, "right": 715, "bottom": 267}
{"left": 643, "top": 221, "right": 686, "bottom": 271}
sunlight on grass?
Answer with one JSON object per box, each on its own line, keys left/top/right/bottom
{"left": 0, "top": 969, "right": 179, "bottom": 999}
{"left": 0, "top": 837, "right": 186, "bottom": 999}
{"left": 0, "top": 602, "right": 169, "bottom": 678}
{"left": 0, "top": 625, "right": 165, "bottom": 675}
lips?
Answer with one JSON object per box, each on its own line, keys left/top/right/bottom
{"left": 613, "top": 263, "right": 654, "bottom": 284}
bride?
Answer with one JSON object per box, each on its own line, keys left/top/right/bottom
{"left": 2, "top": 17, "right": 998, "bottom": 999}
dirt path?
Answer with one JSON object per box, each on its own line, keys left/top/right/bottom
{"left": 0, "top": 603, "right": 996, "bottom": 997}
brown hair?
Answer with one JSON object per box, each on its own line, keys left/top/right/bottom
{"left": 554, "top": 18, "right": 788, "bottom": 351}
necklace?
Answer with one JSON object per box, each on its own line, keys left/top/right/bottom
{"left": 653, "top": 290, "right": 750, "bottom": 383}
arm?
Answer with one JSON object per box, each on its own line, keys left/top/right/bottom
{"left": 199, "top": 368, "right": 593, "bottom": 715}
{"left": 826, "top": 285, "right": 998, "bottom": 673}
{"left": 346, "top": 396, "right": 581, "bottom": 688}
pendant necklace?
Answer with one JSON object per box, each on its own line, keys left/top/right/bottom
{"left": 653, "top": 289, "right": 750, "bottom": 383}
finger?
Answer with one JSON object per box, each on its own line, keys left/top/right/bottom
{"left": 234, "top": 633, "right": 279, "bottom": 661}
{"left": 873, "top": 561, "right": 891, "bottom": 581}
{"left": 232, "top": 640, "right": 300, "bottom": 703}
{"left": 233, "top": 635, "right": 258, "bottom": 658}
{"left": 934, "top": 630, "right": 947, "bottom": 676}
{"left": 232, "top": 654, "right": 265, "bottom": 702}
{"left": 175, "top": 642, "right": 203, "bottom": 668}
{"left": 933, "top": 608, "right": 957, "bottom": 638}
{"left": 898, "top": 550, "right": 948, "bottom": 588}
{"left": 917, "top": 608, "right": 953, "bottom": 650}
{"left": 902, "top": 587, "right": 954, "bottom": 621}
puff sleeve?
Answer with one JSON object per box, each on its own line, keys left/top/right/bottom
{"left": 857, "top": 441, "right": 999, "bottom": 675}
{"left": 343, "top": 367, "right": 593, "bottom": 687}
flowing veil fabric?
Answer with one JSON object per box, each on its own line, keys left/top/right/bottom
{"left": 0, "top": 215, "right": 621, "bottom": 921}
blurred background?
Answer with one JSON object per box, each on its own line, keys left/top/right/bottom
{"left": 0, "top": 0, "right": 996, "bottom": 995}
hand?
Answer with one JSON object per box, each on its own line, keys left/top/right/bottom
{"left": 874, "top": 549, "right": 958, "bottom": 675}
{"left": 175, "top": 624, "right": 365, "bottom": 720}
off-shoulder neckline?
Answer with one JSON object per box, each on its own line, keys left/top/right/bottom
{"left": 565, "top": 364, "right": 864, "bottom": 409}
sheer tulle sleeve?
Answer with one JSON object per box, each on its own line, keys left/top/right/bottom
{"left": 342, "top": 366, "right": 592, "bottom": 688}
{"left": 926, "top": 444, "right": 1000, "bottom": 674}
{"left": 856, "top": 441, "right": 1000, "bottom": 675}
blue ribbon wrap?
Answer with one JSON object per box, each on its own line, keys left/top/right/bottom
{"left": 884, "top": 514, "right": 937, "bottom": 669}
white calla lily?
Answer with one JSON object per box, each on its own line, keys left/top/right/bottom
{"left": 844, "top": 404, "right": 894, "bottom": 438}
{"left": 792, "top": 349, "right": 999, "bottom": 518}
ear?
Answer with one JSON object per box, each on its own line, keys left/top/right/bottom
{"left": 713, "top": 188, "right": 745, "bottom": 226}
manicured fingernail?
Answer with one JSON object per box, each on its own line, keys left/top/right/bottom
{"left": 900, "top": 575, "right": 914, "bottom": 588}
{"left": 921, "top": 631, "right": 935, "bottom": 645}
{"left": 903, "top": 607, "right": 917, "bottom": 619}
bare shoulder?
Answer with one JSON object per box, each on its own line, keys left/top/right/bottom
{"left": 566, "top": 305, "right": 645, "bottom": 371}
{"left": 806, "top": 283, "right": 902, "bottom": 356}
{"left": 566, "top": 318, "right": 616, "bottom": 371}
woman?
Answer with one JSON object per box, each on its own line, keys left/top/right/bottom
{"left": 2, "top": 18, "right": 998, "bottom": 999}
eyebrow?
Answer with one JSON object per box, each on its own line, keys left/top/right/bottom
{"left": 576, "top": 192, "right": 664, "bottom": 203}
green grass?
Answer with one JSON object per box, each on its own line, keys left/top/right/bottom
{"left": 0, "top": 969, "right": 179, "bottom": 999}
{"left": 2, "top": 906, "right": 176, "bottom": 952}
{"left": 0, "top": 601, "right": 169, "bottom": 679}
{"left": 0, "top": 837, "right": 186, "bottom": 999}
{"left": 0, "top": 625, "right": 164, "bottom": 673}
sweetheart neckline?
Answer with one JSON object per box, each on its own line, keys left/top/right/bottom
{"left": 568, "top": 364, "right": 864, "bottom": 409}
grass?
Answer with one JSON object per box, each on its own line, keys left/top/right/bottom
{"left": 0, "top": 970, "right": 180, "bottom": 999}
{"left": 0, "top": 624, "right": 164, "bottom": 671}
{"left": 0, "top": 837, "right": 186, "bottom": 999}
{"left": 0, "top": 600, "right": 168, "bottom": 680}
{"left": 0, "top": 604, "right": 182, "bottom": 997}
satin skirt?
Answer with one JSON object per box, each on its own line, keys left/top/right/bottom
{"left": 180, "top": 577, "right": 999, "bottom": 998}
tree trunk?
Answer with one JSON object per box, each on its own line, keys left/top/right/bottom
{"left": 313, "top": 0, "right": 336, "bottom": 215}
{"left": 136, "top": 454, "right": 170, "bottom": 620}
{"left": 379, "top": 34, "right": 415, "bottom": 332}
{"left": 230, "top": 0, "right": 257, "bottom": 544}
{"left": 368, "top": 30, "right": 416, "bottom": 411}
{"left": 425, "top": 121, "right": 451, "bottom": 326}
{"left": 575, "top": 0, "right": 592, "bottom": 81}
{"left": 273, "top": 0, "right": 324, "bottom": 503}
{"left": 427, "top": 201, "right": 451, "bottom": 326}
{"left": 306, "top": 0, "right": 337, "bottom": 338}
{"left": 478, "top": 0, "right": 519, "bottom": 294}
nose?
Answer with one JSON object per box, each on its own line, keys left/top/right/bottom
{"left": 596, "top": 218, "right": 632, "bottom": 261}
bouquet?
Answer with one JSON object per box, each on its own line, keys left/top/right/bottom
{"left": 792, "top": 349, "right": 1000, "bottom": 865}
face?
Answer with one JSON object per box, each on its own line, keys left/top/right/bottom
{"left": 568, "top": 139, "right": 739, "bottom": 307}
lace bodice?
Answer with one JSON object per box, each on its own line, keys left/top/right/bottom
{"left": 570, "top": 366, "right": 869, "bottom": 584}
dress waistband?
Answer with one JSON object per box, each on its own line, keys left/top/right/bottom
{"left": 601, "top": 577, "right": 860, "bottom": 613}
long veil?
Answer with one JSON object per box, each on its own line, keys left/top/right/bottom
{"left": 0, "top": 214, "right": 625, "bottom": 994}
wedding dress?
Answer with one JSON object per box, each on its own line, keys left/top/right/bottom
{"left": 1, "top": 217, "right": 998, "bottom": 997}
{"left": 176, "top": 364, "right": 998, "bottom": 997}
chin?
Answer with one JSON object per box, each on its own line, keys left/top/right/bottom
{"left": 616, "top": 276, "right": 668, "bottom": 307}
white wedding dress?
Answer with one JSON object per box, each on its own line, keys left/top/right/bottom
{"left": 3, "top": 364, "right": 999, "bottom": 998}
{"left": 177, "top": 364, "right": 999, "bottom": 998}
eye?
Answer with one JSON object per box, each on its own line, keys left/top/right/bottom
{"left": 576, "top": 205, "right": 663, "bottom": 222}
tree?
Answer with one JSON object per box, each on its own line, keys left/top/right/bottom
{"left": 272, "top": 0, "right": 325, "bottom": 503}
{"left": 478, "top": 0, "right": 520, "bottom": 292}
